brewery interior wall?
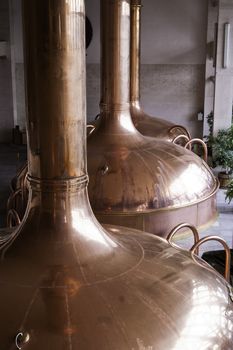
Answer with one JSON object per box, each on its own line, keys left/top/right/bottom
{"left": 0, "top": 0, "right": 209, "bottom": 143}
{"left": 1, "top": 0, "right": 233, "bottom": 143}
{"left": 0, "top": 0, "right": 14, "bottom": 142}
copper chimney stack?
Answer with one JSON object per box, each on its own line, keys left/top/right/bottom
{"left": 87, "top": 0, "right": 218, "bottom": 237}
{"left": 130, "top": 0, "right": 190, "bottom": 140}
{"left": 0, "top": 0, "right": 233, "bottom": 348}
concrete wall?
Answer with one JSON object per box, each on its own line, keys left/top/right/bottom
{"left": 0, "top": 0, "right": 14, "bottom": 142}
{"left": 9, "top": 0, "right": 26, "bottom": 130}
{"left": 86, "top": 0, "right": 208, "bottom": 137}
{"left": 213, "top": 0, "right": 233, "bottom": 133}
{"left": 140, "top": 65, "right": 205, "bottom": 138}
{"left": 0, "top": 0, "right": 208, "bottom": 140}
{"left": 203, "top": 0, "right": 218, "bottom": 136}
{"left": 86, "top": 63, "right": 205, "bottom": 138}
{"left": 86, "top": 0, "right": 208, "bottom": 65}
{"left": 141, "top": 0, "right": 208, "bottom": 64}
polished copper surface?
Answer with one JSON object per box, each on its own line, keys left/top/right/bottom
{"left": 87, "top": 0, "right": 218, "bottom": 237}
{"left": 1, "top": 1, "right": 233, "bottom": 348}
{"left": 184, "top": 138, "right": 208, "bottom": 162}
{"left": 190, "top": 235, "right": 231, "bottom": 283}
{"left": 168, "top": 224, "right": 232, "bottom": 281}
{"left": 2, "top": 218, "right": 233, "bottom": 349}
{"left": 130, "top": 0, "right": 190, "bottom": 141}
{"left": 167, "top": 222, "right": 200, "bottom": 250}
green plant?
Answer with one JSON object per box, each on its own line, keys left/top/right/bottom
{"left": 225, "top": 179, "right": 233, "bottom": 203}
{"left": 212, "top": 125, "right": 233, "bottom": 174}
{"left": 206, "top": 111, "right": 214, "bottom": 136}
{"left": 204, "top": 109, "right": 233, "bottom": 156}
{"left": 204, "top": 111, "right": 213, "bottom": 140}
{"left": 204, "top": 112, "right": 214, "bottom": 160}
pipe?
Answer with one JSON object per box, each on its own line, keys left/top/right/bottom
{"left": 130, "top": 0, "right": 141, "bottom": 107}
{"left": 99, "top": 0, "right": 135, "bottom": 132}
{"left": 24, "top": 0, "right": 86, "bottom": 179}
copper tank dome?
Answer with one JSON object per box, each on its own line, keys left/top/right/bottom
{"left": 87, "top": 0, "right": 218, "bottom": 237}
{"left": 0, "top": 1, "right": 233, "bottom": 348}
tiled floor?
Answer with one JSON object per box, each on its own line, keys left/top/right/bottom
{"left": 0, "top": 143, "right": 232, "bottom": 258}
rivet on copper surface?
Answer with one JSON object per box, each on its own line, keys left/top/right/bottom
{"left": 101, "top": 164, "right": 109, "bottom": 175}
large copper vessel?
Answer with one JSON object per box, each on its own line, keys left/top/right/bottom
{"left": 87, "top": 0, "right": 218, "bottom": 237}
{"left": 130, "top": 0, "right": 190, "bottom": 141}
{"left": 0, "top": 1, "right": 233, "bottom": 348}
{"left": 5, "top": 0, "right": 204, "bottom": 225}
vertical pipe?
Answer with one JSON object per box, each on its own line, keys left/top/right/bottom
{"left": 130, "top": 0, "right": 141, "bottom": 106}
{"left": 100, "top": 0, "right": 131, "bottom": 114}
{"left": 23, "top": 0, "right": 86, "bottom": 180}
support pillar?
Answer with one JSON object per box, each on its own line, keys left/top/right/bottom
{"left": 213, "top": 0, "right": 233, "bottom": 134}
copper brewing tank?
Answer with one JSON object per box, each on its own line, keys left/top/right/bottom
{"left": 87, "top": 0, "right": 218, "bottom": 237}
{"left": 5, "top": 0, "right": 202, "bottom": 224}
{"left": 1, "top": 1, "right": 233, "bottom": 348}
{"left": 130, "top": 0, "right": 190, "bottom": 141}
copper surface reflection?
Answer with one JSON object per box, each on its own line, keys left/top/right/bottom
{"left": 71, "top": 207, "right": 117, "bottom": 247}
{"left": 173, "top": 279, "right": 233, "bottom": 349}
{"left": 41, "top": 267, "right": 80, "bottom": 332}
{"left": 169, "top": 163, "right": 213, "bottom": 202}
{"left": 0, "top": 0, "right": 232, "bottom": 349}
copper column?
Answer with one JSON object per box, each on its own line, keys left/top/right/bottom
{"left": 99, "top": 0, "right": 135, "bottom": 132}
{"left": 0, "top": 1, "right": 233, "bottom": 349}
{"left": 130, "top": 0, "right": 190, "bottom": 140}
